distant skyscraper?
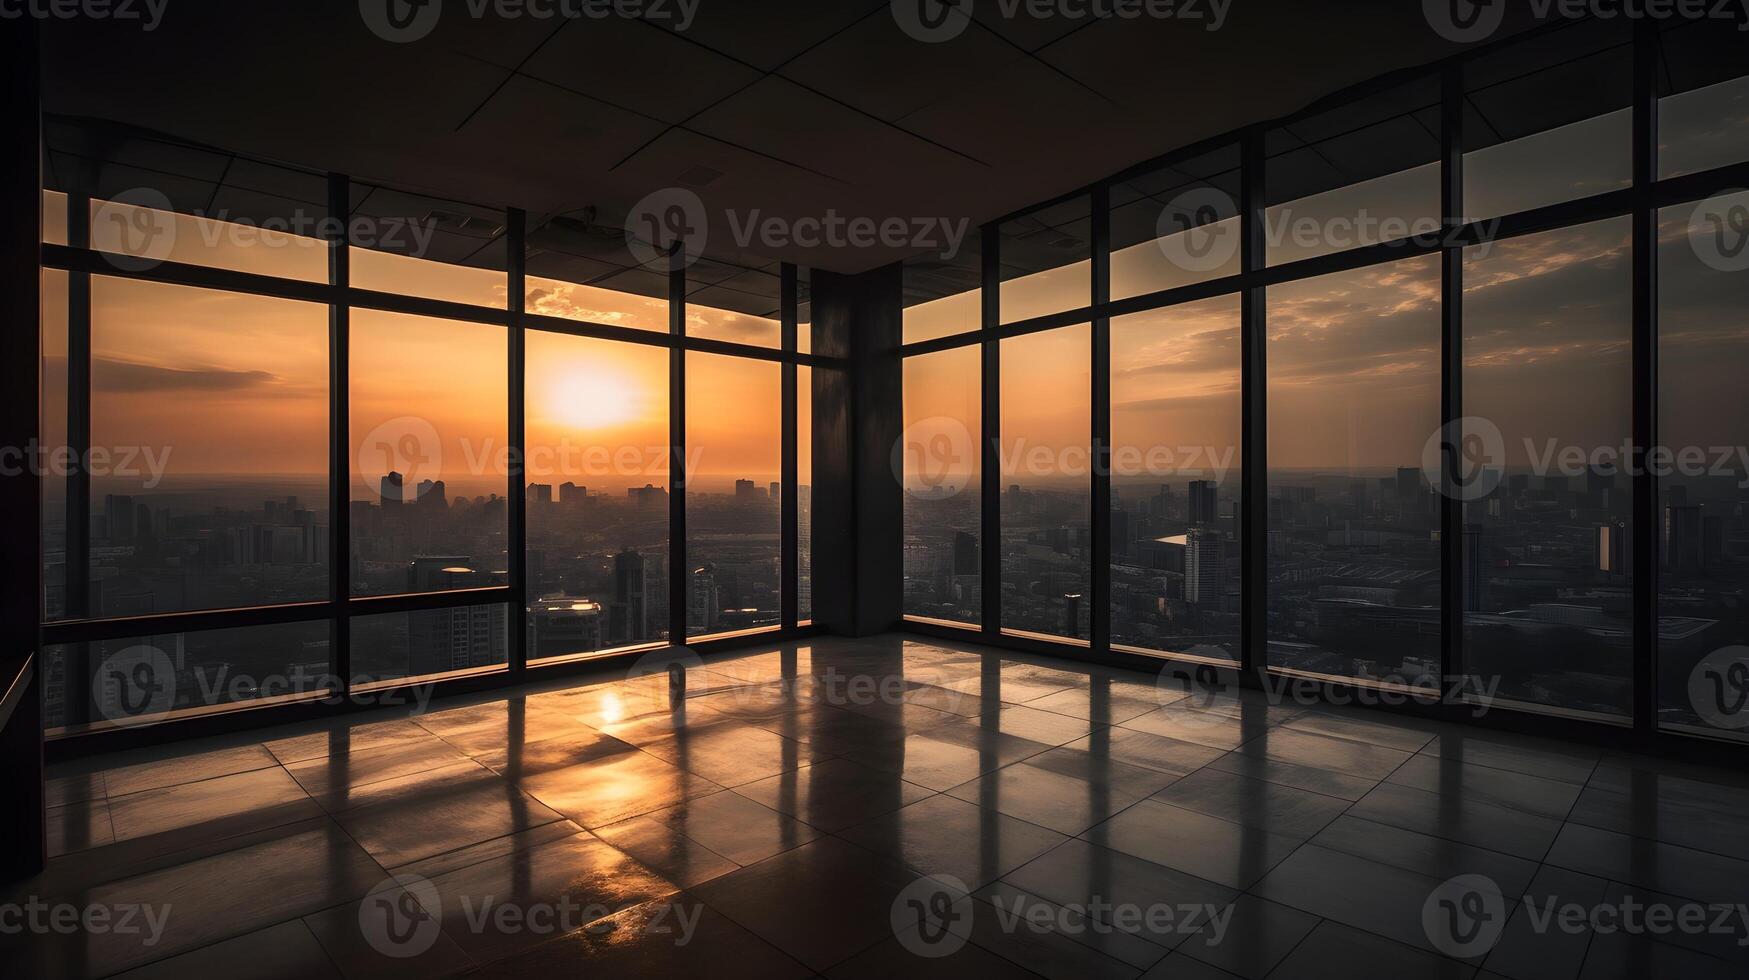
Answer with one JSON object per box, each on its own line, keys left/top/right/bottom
{"left": 629, "top": 484, "right": 667, "bottom": 509}
{"left": 1188, "top": 481, "right": 1218, "bottom": 526}
{"left": 769, "top": 481, "right": 781, "bottom": 501}
{"left": 952, "top": 530, "right": 978, "bottom": 576}
{"left": 613, "top": 549, "right": 648, "bottom": 643}
{"left": 560, "top": 482, "right": 584, "bottom": 506}
{"left": 1665, "top": 505, "right": 1705, "bottom": 573}
{"left": 380, "top": 472, "right": 404, "bottom": 506}
{"left": 1061, "top": 593, "right": 1083, "bottom": 637}
{"left": 527, "top": 483, "right": 553, "bottom": 506}
{"left": 105, "top": 494, "right": 136, "bottom": 539}
{"left": 689, "top": 564, "right": 720, "bottom": 632}
{"left": 1396, "top": 467, "right": 1421, "bottom": 504}
{"left": 1185, "top": 527, "right": 1225, "bottom": 606}
{"left": 735, "top": 479, "right": 759, "bottom": 500}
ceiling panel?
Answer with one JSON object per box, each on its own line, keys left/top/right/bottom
{"left": 781, "top": 12, "right": 1025, "bottom": 124}
{"left": 520, "top": 16, "right": 762, "bottom": 124}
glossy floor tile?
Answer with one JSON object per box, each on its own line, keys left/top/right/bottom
{"left": 25, "top": 633, "right": 1749, "bottom": 978}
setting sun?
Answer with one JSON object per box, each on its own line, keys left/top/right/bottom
{"left": 544, "top": 372, "right": 638, "bottom": 428}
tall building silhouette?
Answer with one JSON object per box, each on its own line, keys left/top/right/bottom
{"left": 1188, "top": 481, "right": 1218, "bottom": 526}
{"left": 380, "top": 471, "right": 404, "bottom": 506}
{"left": 689, "top": 564, "right": 720, "bottom": 632}
{"left": 613, "top": 549, "right": 648, "bottom": 643}
{"left": 1185, "top": 527, "right": 1225, "bottom": 606}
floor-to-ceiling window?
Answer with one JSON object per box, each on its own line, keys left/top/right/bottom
{"left": 1267, "top": 258, "right": 1443, "bottom": 685}
{"left": 895, "top": 12, "right": 1749, "bottom": 750}
{"left": 901, "top": 345, "right": 982, "bottom": 626}
{"left": 685, "top": 349, "right": 782, "bottom": 638}
{"left": 524, "top": 331, "right": 671, "bottom": 659}
{"left": 1000, "top": 324, "right": 1093, "bottom": 642}
{"left": 38, "top": 119, "right": 821, "bottom": 735}
{"left": 1111, "top": 296, "right": 1242, "bottom": 661}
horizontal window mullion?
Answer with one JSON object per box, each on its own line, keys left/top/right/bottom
{"left": 42, "top": 601, "right": 334, "bottom": 645}
{"left": 42, "top": 245, "right": 334, "bottom": 305}
{"left": 346, "top": 587, "right": 511, "bottom": 617}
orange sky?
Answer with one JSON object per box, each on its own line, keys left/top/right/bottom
{"left": 49, "top": 174, "right": 1749, "bottom": 501}
{"left": 58, "top": 196, "right": 786, "bottom": 498}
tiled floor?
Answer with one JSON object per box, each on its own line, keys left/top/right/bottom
{"left": 10, "top": 634, "right": 1749, "bottom": 979}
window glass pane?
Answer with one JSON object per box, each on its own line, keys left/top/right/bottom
{"left": 46, "top": 620, "right": 331, "bottom": 732}
{"left": 1266, "top": 81, "right": 1441, "bottom": 267}
{"left": 686, "top": 353, "right": 781, "bottom": 636}
{"left": 1657, "top": 191, "right": 1749, "bottom": 739}
{"left": 87, "top": 277, "right": 329, "bottom": 618}
{"left": 1001, "top": 324, "right": 1091, "bottom": 641}
{"left": 44, "top": 189, "right": 67, "bottom": 246}
{"left": 687, "top": 263, "right": 781, "bottom": 347}
{"left": 352, "top": 604, "right": 508, "bottom": 687}
{"left": 525, "top": 212, "right": 668, "bottom": 331}
{"left": 903, "top": 243, "right": 981, "bottom": 345}
{"left": 1111, "top": 146, "right": 1241, "bottom": 298}
{"left": 1463, "top": 20, "right": 1633, "bottom": 220}
{"left": 46, "top": 119, "right": 329, "bottom": 281}
{"left": 1462, "top": 218, "right": 1634, "bottom": 720}
{"left": 1657, "top": 18, "right": 1749, "bottom": 179}
{"left": 351, "top": 309, "right": 508, "bottom": 596}
{"left": 1111, "top": 295, "right": 1241, "bottom": 661}
{"left": 87, "top": 199, "right": 329, "bottom": 282}
{"left": 43, "top": 270, "right": 68, "bottom": 621}
{"left": 798, "top": 268, "right": 812, "bottom": 355}
{"left": 798, "top": 364, "right": 813, "bottom": 623}
{"left": 525, "top": 331, "right": 670, "bottom": 659}
{"left": 526, "top": 276, "right": 667, "bottom": 332}
{"left": 1267, "top": 256, "right": 1442, "bottom": 686}
{"left": 999, "top": 197, "right": 1090, "bottom": 324}
{"left": 348, "top": 185, "right": 506, "bottom": 308}
{"left": 903, "top": 345, "right": 981, "bottom": 625}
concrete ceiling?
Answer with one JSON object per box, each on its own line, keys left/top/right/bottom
{"left": 41, "top": 0, "right": 1506, "bottom": 281}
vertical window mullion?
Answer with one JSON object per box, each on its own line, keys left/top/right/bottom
{"left": 1090, "top": 185, "right": 1112, "bottom": 654}
{"left": 668, "top": 247, "right": 687, "bottom": 643}
{"left": 781, "top": 263, "right": 799, "bottom": 631}
{"left": 1240, "top": 130, "right": 1266, "bottom": 684}
{"left": 1631, "top": 18, "right": 1660, "bottom": 734}
{"left": 507, "top": 208, "right": 527, "bottom": 679}
{"left": 327, "top": 173, "right": 351, "bottom": 696}
{"left": 980, "top": 226, "right": 1001, "bottom": 637}
{"left": 1441, "top": 64, "right": 1465, "bottom": 700}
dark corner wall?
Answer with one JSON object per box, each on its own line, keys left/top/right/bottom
{"left": 3, "top": 17, "right": 47, "bottom": 881}
{"left": 810, "top": 263, "right": 903, "bottom": 637}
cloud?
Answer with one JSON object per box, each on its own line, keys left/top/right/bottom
{"left": 89, "top": 357, "right": 281, "bottom": 394}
